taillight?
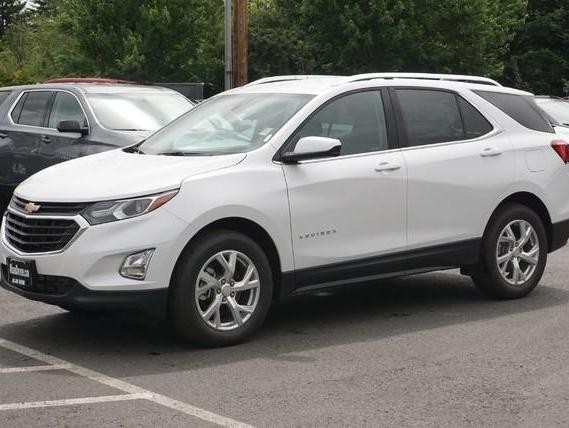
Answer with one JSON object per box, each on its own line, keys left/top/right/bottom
{"left": 551, "top": 139, "right": 569, "bottom": 163}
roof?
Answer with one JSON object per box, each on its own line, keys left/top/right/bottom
{"left": 44, "top": 77, "right": 136, "bottom": 84}
{"left": 236, "top": 73, "right": 531, "bottom": 96}
{"left": 248, "top": 73, "right": 502, "bottom": 87}
{"left": 0, "top": 82, "right": 180, "bottom": 95}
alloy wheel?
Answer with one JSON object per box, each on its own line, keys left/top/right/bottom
{"left": 495, "top": 219, "right": 540, "bottom": 286}
{"left": 194, "top": 250, "right": 261, "bottom": 331}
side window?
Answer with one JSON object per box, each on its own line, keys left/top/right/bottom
{"left": 474, "top": 90, "right": 554, "bottom": 133}
{"left": 456, "top": 96, "right": 493, "bottom": 139}
{"left": 0, "top": 91, "right": 11, "bottom": 107}
{"left": 48, "top": 92, "right": 86, "bottom": 129}
{"left": 12, "top": 91, "right": 53, "bottom": 127}
{"left": 396, "top": 89, "right": 464, "bottom": 146}
{"left": 294, "top": 91, "right": 388, "bottom": 156}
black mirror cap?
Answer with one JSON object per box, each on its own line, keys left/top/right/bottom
{"left": 57, "top": 120, "right": 88, "bottom": 136}
{"left": 280, "top": 144, "right": 341, "bottom": 164}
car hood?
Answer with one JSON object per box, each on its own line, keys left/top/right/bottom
{"left": 15, "top": 149, "right": 246, "bottom": 203}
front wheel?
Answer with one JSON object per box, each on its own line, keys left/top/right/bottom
{"left": 169, "top": 231, "right": 273, "bottom": 347}
{"left": 473, "top": 203, "right": 547, "bottom": 299}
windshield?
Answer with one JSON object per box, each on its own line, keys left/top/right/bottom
{"left": 535, "top": 98, "right": 569, "bottom": 126}
{"left": 87, "top": 92, "right": 193, "bottom": 132}
{"left": 138, "top": 93, "right": 313, "bottom": 155}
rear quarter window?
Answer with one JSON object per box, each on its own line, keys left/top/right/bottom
{"left": 474, "top": 90, "right": 554, "bottom": 133}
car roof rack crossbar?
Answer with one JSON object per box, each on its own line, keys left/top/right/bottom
{"left": 343, "top": 73, "right": 502, "bottom": 87}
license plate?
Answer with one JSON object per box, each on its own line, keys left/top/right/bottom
{"left": 7, "top": 258, "right": 35, "bottom": 290}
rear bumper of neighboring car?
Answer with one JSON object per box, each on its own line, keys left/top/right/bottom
{"left": 0, "top": 206, "right": 194, "bottom": 318}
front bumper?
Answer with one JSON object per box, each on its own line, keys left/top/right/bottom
{"left": 0, "top": 267, "right": 168, "bottom": 318}
{"left": 0, "top": 206, "right": 195, "bottom": 317}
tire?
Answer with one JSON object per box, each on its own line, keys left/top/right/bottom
{"left": 473, "top": 203, "right": 547, "bottom": 299}
{"left": 169, "top": 230, "right": 273, "bottom": 347}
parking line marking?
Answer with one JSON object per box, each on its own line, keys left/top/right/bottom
{"left": 0, "top": 393, "right": 150, "bottom": 411}
{"left": 0, "top": 364, "right": 72, "bottom": 374}
{"left": 0, "top": 338, "right": 254, "bottom": 428}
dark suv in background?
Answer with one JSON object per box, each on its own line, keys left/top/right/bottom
{"left": 0, "top": 80, "right": 193, "bottom": 209}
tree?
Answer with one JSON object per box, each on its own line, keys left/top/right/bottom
{"left": 249, "top": 0, "right": 527, "bottom": 80}
{"left": 504, "top": 0, "right": 569, "bottom": 96}
{"left": 29, "top": 0, "right": 54, "bottom": 15}
{"left": 58, "top": 0, "right": 224, "bottom": 83}
{"left": 0, "top": 0, "right": 80, "bottom": 86}
{"left": 0, "top": 0, "right": 25, "bottom": 36}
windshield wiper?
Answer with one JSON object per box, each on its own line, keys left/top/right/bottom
{"left": 157, "top": 151, "right": 211, "bottom": 156}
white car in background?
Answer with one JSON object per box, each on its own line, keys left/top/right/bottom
{"left": 2, "top": 73, "right": 569, "bottom": 346}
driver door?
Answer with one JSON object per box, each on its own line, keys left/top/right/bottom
{"left": 281, "top": 90, "right": 407, "bottom": 282}
{"left": 34, "top": 91, "right": 89, "bottom": 171}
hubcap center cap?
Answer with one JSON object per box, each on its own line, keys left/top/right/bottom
{"left": 221, "top": 284, "right": 232, "bottom": 297}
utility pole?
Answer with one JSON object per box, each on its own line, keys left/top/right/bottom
{"left": 233, "top": 0, "right": 248, "bottom": 87}
{"left": 224, "top": 0, "right": 233, "bottom": 91}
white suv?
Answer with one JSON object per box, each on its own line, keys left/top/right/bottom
{"left": 2, "top": 73, "right": 569, "bottom": 346}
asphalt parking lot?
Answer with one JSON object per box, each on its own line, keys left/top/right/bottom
{"left": 1, "top": 246, "right": 569, "bottom": 427}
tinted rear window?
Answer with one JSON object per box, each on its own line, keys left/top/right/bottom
{"left": 474, "top": 90, "right": 554, "bottom": 133}
{"left": 0, "top": 91, "right": 11, "bottom": 107}
{"left": 396, "top": 89, "right": 464, "bottom": 146}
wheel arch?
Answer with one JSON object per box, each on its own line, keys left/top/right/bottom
{"left": 490, "top": 192, "right": 554, "bottom": 252}
{"left": 173, "top": 217, "right": 284, "bottom": 300}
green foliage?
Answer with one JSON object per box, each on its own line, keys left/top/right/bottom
{"left": 0, "top": 0, "right": 25, "bottom": 35}
{"left": 249, "top": 0, "right": 527, "bottom": 80}
{"left": 58, "top": 0, "right": 224, "bottom": 83}
{"left": 504, "top": 0, "right": 569, "bottom": 96}
{"left": 0, "top": 0, "right": 566, "bottom": 96}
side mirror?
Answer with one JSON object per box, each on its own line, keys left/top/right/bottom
{"left": 57, "top": 120, "right": 88, "bottom": 136}
{"left": 281, "top": 136, "right": 342, "bottom": 163}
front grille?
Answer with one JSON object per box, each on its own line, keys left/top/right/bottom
{"left": 4, "top": 211, "right": 80, "bottom": 253}
{"left": 11, "top": 197, "right": 88, "bottom": 216}
{"left": 1, "top": 264, "right": 76, "bottom": 295}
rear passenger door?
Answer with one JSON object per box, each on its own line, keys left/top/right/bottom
{"left": 2, "top": 90, "right": 54, "bottom": 187}
{"left": 392, "top": 87, "right": 514, "bottom": 250}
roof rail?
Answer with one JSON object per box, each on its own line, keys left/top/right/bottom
{"left": 44, "top": 77, "right": 136, "bottom": 84}
{"left": 246, "top": 75, "right": 338, "bottom": 86}
{"left": 344, "top": 73, "right": 502, "bottom": 87}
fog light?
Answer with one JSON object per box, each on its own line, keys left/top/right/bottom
{"left": 120, "top": 249, "right": 155, "bottom": 280}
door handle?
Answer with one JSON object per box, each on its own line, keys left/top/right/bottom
{"left": 40, "top": 136, "right": 52, "bottom": 144}
{"left": 480, "top": 147, "right": 502, "bottom": 157}
{"left": 375, "top": 162, "right": 401, "bottom": 172}
{"left": 0, "top": 132, "right": 7, "bottom": 139}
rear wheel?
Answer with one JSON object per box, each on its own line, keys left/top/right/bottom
{"left": 169, "top": 231, "right": 273, "bottom": 347}
{"left": 473, "top": 203, "right": 547, "bottom": 299}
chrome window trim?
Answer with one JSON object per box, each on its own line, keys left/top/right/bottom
{"left": 273, "top": 128, "right": 503, "bottom": 166}
{"left": 273, "top": 147, "right": 403, "bottom": 166}
{"left": 8, "top": 89, "right": 91, "bottom": 132}
{"left": 398, "top": 127, "right": 503, "bottom": 152}
{"left": 1, "top": 207, "right": 88, "bottom": 257}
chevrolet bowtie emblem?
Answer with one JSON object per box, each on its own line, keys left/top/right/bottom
{"left": 24, "top": 202, "right": 40, "bottom": 214}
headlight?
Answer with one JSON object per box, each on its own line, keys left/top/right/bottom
{"left": 81, "top": 190, "right": 178, "bottom": 225}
